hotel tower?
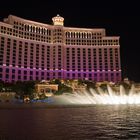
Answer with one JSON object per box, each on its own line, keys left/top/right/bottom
{"left": 0, "top": 15, "right": 121, "bottom": 82}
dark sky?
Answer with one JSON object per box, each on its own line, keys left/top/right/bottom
{"left": 0, "top": 0, "right": 140, "bottom": 82}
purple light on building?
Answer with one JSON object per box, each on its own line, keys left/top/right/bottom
{"left": 0, "top": 14, "right": 121, "bottom": 83}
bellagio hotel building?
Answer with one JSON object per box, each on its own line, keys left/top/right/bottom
{"left": 0, "top": 15, "right": 121, "bottom": 83}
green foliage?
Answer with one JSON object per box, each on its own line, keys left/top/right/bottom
{"left": 54, "top": 84, "right": 72, "bottom": 95}
{"left": 119, "top": 81, "right": 131, "bottom": 89}
{"left": 53, "top": 79, "right": 61, "bottom": 85}
{"left": 78, "top": 79, "right": 84, "bottom": 85}
{"left": 12, "top": 81, "right": 36, "bottom": 99}
{"left": 0, "top": 82, "right": 4, "bottom": 92}
{"left": 38, "top": 93, "right": 48, "bottom": 100}
{"left": 100, "top": 84, "right": 107, "bottom": 91}
{"left": 84, "top": 80, "right": 96, "bottom": 90}
{"left": 0, "top": 82, "right": 14, "bottom": 92}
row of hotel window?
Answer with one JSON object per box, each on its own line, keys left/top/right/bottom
{"left": 0, "top": 26, "right": 51, "bottom": 42}
{"left": 13, "top": 21, "right": 104, "bottom": 40}
{"left": 0, "top": 25, "right": 119, "bottom": 45}
{"left": 0, "top": 68, "right": 120, "bottom": 81}
{"left": 11, "top": 21, "right": 104, "bottom": 40}
{"left": 0, "top": 76, "right": 120, "bottom": 82}
{"left": 65, "top": 39, "right": 119, "bottom": 46}
{"left": 1, "top": 24, "right": 63, "bottom": 37}
{"left": 2, "top": 24, "right": 51, "bottom": 35}
{"left": 0, "top": 43, "right": 119, "bottom": 70}
{"left": 0, "top": 56, "right": 119, "bottom": 70}
{"left": 65, "top": 31, "right": 103, "bottom": 38}
{"left": 0, "top": 37, "right": 119, "bottom": 52}
{"left": 13, "top": 21, "right": 104, "bottom": 39}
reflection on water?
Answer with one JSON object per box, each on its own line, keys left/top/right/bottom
{"left": 0, "top": 105, "right": 140, "bottom": 140}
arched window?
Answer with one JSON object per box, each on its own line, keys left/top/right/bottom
{"left": 48, "top": 30, "right": 51, "bottom": 35}
{"left": 88, "top": 33, "right": 91, "bottom": 38}
{"left": 76, "top": 32, "right": 79, "bottom": 38}
{"left": 43, "top": 28, "right": 45, "bottom": 35}
{"left": 66, "top": 32, "right": 68, "bottom": 37}
{"left": 30, "top": 26, "right": 32, "bottom": 32}
{"left": 25, "top": 25, "right": 27, "bottom": 31}
{"left": 78, "top": 32, "right": 80, "bottom": 38}
{"left": 82, "top": 32, "right": 84, "bottom": 38}
{"left": 84, "top": 33, "right": 86, "bottom": 38}
{"left": 33, "top": 27, "right": 35, "bottom": 32}
{"left": 27, "top": 25, "right": 30, "bottom": 31}
{"left": 41, "top": 28, "right": 44, "bottom": 34}
{"left": 71, "top": 32, "right": 73, "bottom": 38}
{"left": 38, "top": 28, "right": 40, "bottom": 33}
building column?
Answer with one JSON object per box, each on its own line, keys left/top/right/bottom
{"left": 107, "top": 48, "right": 111, "bottom": 81}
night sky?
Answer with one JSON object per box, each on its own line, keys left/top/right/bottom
{"left": 0, "top": 0, "right": 140, "bottom": 82}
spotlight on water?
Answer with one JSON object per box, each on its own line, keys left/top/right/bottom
{"left": 54, "top": 85, "right": 140, "bottom": 105}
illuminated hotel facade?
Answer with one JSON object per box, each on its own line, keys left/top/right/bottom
{"left": 0, "top": 15, "right": 121, "bottom": 82}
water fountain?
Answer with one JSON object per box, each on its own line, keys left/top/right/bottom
{"left": 53, "top": 84, "right": 140, "bottom": 105}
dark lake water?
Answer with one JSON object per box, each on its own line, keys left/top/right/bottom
{"left": 0, "top": 104, "right": 140, "bottom": 140}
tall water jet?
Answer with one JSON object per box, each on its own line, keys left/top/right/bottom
{"left": 53, "top": 84, "right": 140, "bottom": 105}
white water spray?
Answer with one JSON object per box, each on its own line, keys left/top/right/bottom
{"left": 54, "top": 85, "right": 140, "bottom": 105}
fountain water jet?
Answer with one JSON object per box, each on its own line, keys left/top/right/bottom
{"left": 53, "top": 84, "right": 140, "bottom": 105}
